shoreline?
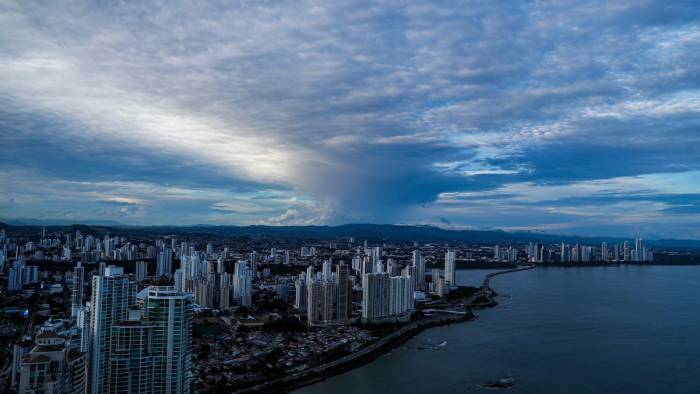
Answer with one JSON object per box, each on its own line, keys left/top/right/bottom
{"left": 539, "top": 262, "right": 700, "bottom": 267}
{"left": 234, "top": 265, "right": 535, "bottom": 394}
{"left": 235, "top": 313, "right": 476, "bottom": 394}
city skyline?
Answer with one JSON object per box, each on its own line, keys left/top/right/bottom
{"left": 2, "top": 1, "right": 700, "bottom": 239}
{"left": 2, "top": 221, "right": 697, "bottom": 392}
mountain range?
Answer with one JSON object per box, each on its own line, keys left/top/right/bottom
{"left": 1, "top": 221, "right": 699, "bottom": 249}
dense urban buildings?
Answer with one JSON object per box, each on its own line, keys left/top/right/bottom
{"left": 0, "top": 223, "right": 671, "bottom": 393}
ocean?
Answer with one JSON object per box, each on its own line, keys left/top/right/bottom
{"left": 295, "top": 265, "right": 700, "bottom": 394}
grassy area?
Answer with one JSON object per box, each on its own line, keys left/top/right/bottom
{"left": 446, "top": 286, "right": 480, "bottom": 301}
{"left": 194, "top": 321, "right": 226, "bottom": 337}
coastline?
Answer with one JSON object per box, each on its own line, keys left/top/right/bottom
{"left": 234, "top": 265, "right": 535, "bottom": 394}
{"left": 235, "top": 312, "right": 475, "bottom": 394}
{"left": 539, "top": 261, "right": 700, "bottom": 267}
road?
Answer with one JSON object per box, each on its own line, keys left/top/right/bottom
{"left": 235, "top": 265, "right": 536, "bottom": 394}
{"left": 481, "top": 264, "right": 536, "bottom": 299}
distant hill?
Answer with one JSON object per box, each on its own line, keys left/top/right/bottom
{"left": 2, "top": 221, "right": 699, "bottom": 248}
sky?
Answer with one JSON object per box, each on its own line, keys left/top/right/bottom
{"left": 1, "top": 1, "right": 699, "bottom": 238}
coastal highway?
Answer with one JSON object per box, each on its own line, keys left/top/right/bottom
{"left": 481, "top": 264, "right": 536, "bottom": 300}
{"left": 235, "top": 265, "right": 536, "bottom": 394}
{"left": 235, "top": 311, "right": 470, "bottom": 394}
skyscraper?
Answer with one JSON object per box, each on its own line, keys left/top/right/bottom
{"left": 322, "top": 260, "right": 333, "bottom": 282}
{"left": 601, "top": 242, "right": 608, "bottom": 262}
{"left": 249, "top": 251, "right": 258, "bottom": 278}
{"left": 371, "top": 247, "right": 382, "bottom": 265}
{"left": 71, "top": 262, "right": 84, "bottom": 319}
{"left": 88, "top": 266, "right": 135, "bottom": 394}
{"left": 220, "top": 273, "right": 232, "bottom": 310}
{"left": 307, "top": 279, "right": 322, "bottom": 325}
{"left": 194, "top": 277, "right": 214, "bottom": 309}
{"left": 174, "top": 269, "right": 184, "bottom": 292}
{"left": 136, "top": 260, "right": 149, "bottom": 282}
{"left": 560, "top": 243, "right": 569, "bottom": 262}
{"left": 233, "top": 261, "right": 252, "bottom": 307}
{"left": 361, "top": 256, "right": 372, "bottom": 276}
{"left": 335, "top": 263, "right": 352, "bottom": 321}
{"left": 320, "top": 281, "right": 336, "bottom": 321}
{"left": 8, "top": 260, "right": 24, "bottom": 291}
{"left": 109, "top": 309, "right": 156, "bottom": 393}
{"left": 362, "top": 272, "right": 389, "bottom": 322}
{"left": 77, "top": 306, "right": 90, "bottom": 353}
{"left": 157, "top": 248, "right": 173, "bottom": 278}
{"left": 145, "top": 287, "right": 194, "bottom": 394}
{"left": 388, "top": 276, "right": 414, "bottom": 316}
{"left": 294, "top": 275, "right": 308, "bottom": 312}
{"left": 444, "top": 250, "right": 456, "bottom": 285}
{"left": 635, "top": 238, "right": 643, "bottom": 262}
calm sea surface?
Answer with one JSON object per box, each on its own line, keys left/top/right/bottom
{"left": 295, "top": 266, "right": 700, "bottom": 394}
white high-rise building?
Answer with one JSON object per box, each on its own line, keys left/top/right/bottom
{"left": 635, "top": 238, "right": 644, "bottom": 262}
{"left": 136, "top": 260, "right": 148, "bottom": 282}
{"left": 109, "top": 309, "right": 157, "bottom": 393}
{"left": 371, "top": 247, "right": 382, "bottom": 265}
{"left": 351, "top": 255, "right": 361, "bottom": 272}
{"left": 145, "top": 286, "right": 194, "bottom": 394}
{"left": 24, "top": 265, "right": 38, "bottom": 284}
{"left": 63, "top": 245, "right": 72, "bottom": 261}
{"left": 88, "top": 266, "right": 135, "bottom": 394}
{"left": 295, "top": 276, "right": 308, "bottom": 312}
{"left": 375, "top": 259, "right": 384, "bottom": 274}
{"left": 444, "top": 250, "right": 456, "bottom": 285}
{"left": 388, "top": 276, "right": 414, "bottom": 316}
{"left": 75, "top": 306, "right": 90, "bottom": 353}
{"left": 8, "top": 261, "right": 23, "bottom": 291}
{"left": 601, "top": 242, "right": 608, "bottom": 261}
{"left": 157, "top": 248, "right": 173, "bottom": 278}
{"left": 362, "top": 272, "right": 389, "bottom": 322}
{"left": 174, "top": 269, "right": 184, "bottom": 292}
{"left": 71, "top": 262, "right": 84, "bottom": 319}
{"left": 306, "top": 262, "right": 351, "bottom": 325}
{"left": 322, "top": 260, "right": 333, "bottom": 282}
{"left": 179, "top": 256, "right": 193, "bottom": 292}
{"left": 233, "top": 261, "right": 252, "bottom": 307}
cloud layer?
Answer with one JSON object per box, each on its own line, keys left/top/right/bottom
{"left": 1, "top": 1, "right": 699, "bottom": 237}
